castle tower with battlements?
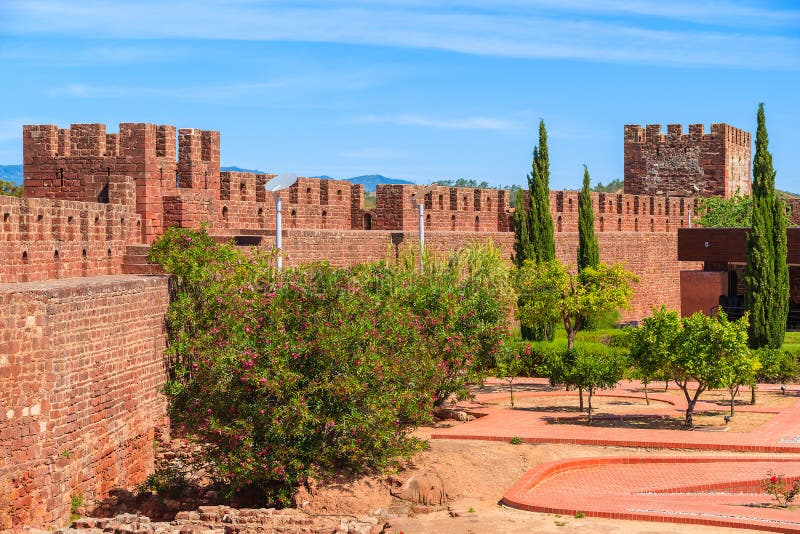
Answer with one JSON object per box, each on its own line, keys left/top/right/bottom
{"left": 623, "top": 123, "right": 751, "bottom": 199}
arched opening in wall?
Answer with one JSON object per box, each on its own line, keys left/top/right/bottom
{"left": 634, "top": 217, "right": 639, "bottom": 231}
{"left": 666, "top": 219, "right": 670, "bottom": 232}
{"left": 474, "top": 216, "right": 480, "bottom": 231}
{"left": 680, "top": 218, "right": 684, "bottom": 228}
{"left": 557, "top": 216, "right": 562, "bottom": 232}
{"left": 463, "top": 196, "right": 468, "bottom": 210}
{"left": 336, "top": 189, "right": 342, "bottom": 202}
{"left": 451, "top": 215, "right": 456, "bottom": 231}
{"left": 617, "top": 217, "right": 622, "bottom": 231}
{"left": 599, "top": 216, "right": 605, "bottom": 232}
{"left": 82, "top": 249, "right": 87, "bottom": 260}
{"left": 626, "top": 201, "right": 630, "bottom": 214}
{"left": 54, "top": 249, "right": 60, "bottom": 260}
{"left": 364, "top": 213, "right": 372, "bottom": 230}
{"left": 107, "top": 248, "right": 112, "bottom": 258}
{"left": 239, "top": 182, "right": 246, "bottom": 199}
{"left": 257, "top": 207, "right": 264, "bottom": 226}
{"left": 487, "top": 197, "right": 493, "bottom": 211}
{"left": 426, "top": 214, "right": 431, "bottom": 226}
{"left": 3, "top": 212, "right": 9, "bottom": 223}
{"left": 650, "top": 218, "right": 655, "bottom": 232}
{"left": 306, "top": 187, "right": 313, "bottom": 204}
{"left": 321, "top": 210, "right": 327, "bottom": 229}
{"left": 22, "top": 251, "right": 28, "bottom": 262}
{"left": 438, "top": 195, "right": 444, "bottom": 210}
{"left": 291, "top": 209, "right": 297, "bottom": 228}
{"left": 222, "top": 206, "right": 229, "bottom": 222}
{"left": 568, "top": 197, "right": 573, "bottom": 212}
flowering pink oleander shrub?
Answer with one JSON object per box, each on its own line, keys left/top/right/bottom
{"left": 149, "top": 228, "right": 512, "bottom": 504}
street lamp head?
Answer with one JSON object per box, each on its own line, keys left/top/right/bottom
{"left": 265, "top": 173, "right": 298, "bottom": 193}
{"left": 410, "top": 185, "right": 436, "bottom": 207}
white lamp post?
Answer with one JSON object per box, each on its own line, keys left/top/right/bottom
{"left": 410, "top": 185, "right": 435, "bottom": 273}
{"left": 264, "top": 173, "right": 298, "bottom": 272}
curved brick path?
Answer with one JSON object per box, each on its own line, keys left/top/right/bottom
{"left": 503, "top": 456, "right": 800, "bottom": 533}
{"left": 432, "top": 379, "right": 800, "bottom": 531}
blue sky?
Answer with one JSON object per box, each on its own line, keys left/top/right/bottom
{"left": 1, "top": 1, "right": 798, "bottom": 191}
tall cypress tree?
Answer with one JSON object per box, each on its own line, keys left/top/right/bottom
{"left": 577, "top": 165, "right": 600, "bottom": 273}
{"left": 745, "top": 103, "right": 788, "bottom": 349}
{"left": 514, "top": 119, "right": 556, "bottom": 341}
{"left": 512, "top": 189, "right": 531, "bottom": 266}
{"left": 529, "top": 120, "right": 556, "bottom": 262}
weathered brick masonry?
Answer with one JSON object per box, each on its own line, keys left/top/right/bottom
{"left": 624, "top": 123, "right": 751, "bottom": 198}
{"left": 277, "top": 230, "right": 700, "bottom": 322}
{"left": 0, "top": 276, "right": 169, "bottom": 528}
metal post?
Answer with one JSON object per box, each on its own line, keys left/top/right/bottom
{"left": 418, "top": 202, "right": 425, "bottom": 273}
{"left": 275, "top": 194, "right": 283, "bottom": 272}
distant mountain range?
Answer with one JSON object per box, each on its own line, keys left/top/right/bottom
{"left": 0, "top": 165, "right": 22, "bottom": 184}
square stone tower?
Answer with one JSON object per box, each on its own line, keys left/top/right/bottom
{"left": 623, "top": 123, "right": 751, "bottom": 198}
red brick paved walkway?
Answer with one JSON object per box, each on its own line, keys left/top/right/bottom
{"left": 503, "top": 456, "right": 800, "bottom": 533}
{"left": 432, "top": 379, "right": 800, "bottom": 532}
{"left": 431, "top": 379, "right": 800, "bottom": 452}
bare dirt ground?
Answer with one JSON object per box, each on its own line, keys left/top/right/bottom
{"left": 294, "top": 420, "right": 765, "bottom": 533}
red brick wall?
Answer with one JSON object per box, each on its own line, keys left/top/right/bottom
{"left": 278, "top": 229, "right": 700, "bottom": 322}
{"left": 0, "top": 276, "right": 169, "bottom": 528}
{"left": 23, "top": 123, "right": 218, "bottom": 244}
{"left": 0, "top": 195, "right": 140, "bottom": 284}
{"left": 680, "top": 270, "right": 728, "bottom": 316}
{"left": 551, "top": 190, "right": 699, "bottom": 234}
{"left": 374, "top": 184, "right": 511, "bottom": 232}
{"left": 624, "top": 123, "right": 751, "bottom": 199}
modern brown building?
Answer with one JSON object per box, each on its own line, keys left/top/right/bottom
{"left": 678, "top": 227, "right": 800, "bottom": 329}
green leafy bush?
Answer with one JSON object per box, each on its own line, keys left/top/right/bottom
{"left": 149, "top": 228, "right": 512, "bottom": 504}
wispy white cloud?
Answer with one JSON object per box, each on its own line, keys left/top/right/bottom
{"left": 0, "top": 43, "right": 189, "bottom": 65}
{"left": 46, "top": 71, "right": 379, "bottom": 101}
{"left": 355, "top": 113, "right": 522, "bottom": 131}
{"left": 0, "top": 117, "right": 37, "bottom": 142}
{"left": 2, "top": 0, "right": 798, "bottom": 69}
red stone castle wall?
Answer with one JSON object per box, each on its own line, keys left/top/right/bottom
{"left": 276, "top": 229, "right": 700, "bottom": 323}
{"left": 0, "top": 276, "right": 169, "bottom": 528}
{"left": 624, "top": 123, "right": 751, "bottom": 199}
{"left": 0, "top": 195, "right": 139, "bottom": 284}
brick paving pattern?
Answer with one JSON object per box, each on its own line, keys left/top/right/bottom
{"left": 433, "top": 379, "right": 800, "bottom": 532}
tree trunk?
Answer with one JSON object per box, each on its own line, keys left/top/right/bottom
{"left": 664, "top": 380, "right": 669, "bottom": 392}
{"left": 730, "top": 388, "right": 736, "bottom": 417}
{"left": 751, "top": 384, "right": 757, "bottom": 405}
{"left": 578, "top": 387, "right": 584, "bottom": 411}
{"left": 567, "top": 329, "right": 576, "bottom": 351}
{"left": 587, "top": 388, "right": 594, "bottom": 425}
{"left": 510, "top": 380, "right": 515, "bottom": 407}
{"left": 685, "top": 398, "right": 698, "bottom": 428}
{"left": 644, "top": 382, "right": 650, "bottom": 405}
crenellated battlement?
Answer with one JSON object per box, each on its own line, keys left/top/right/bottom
{"left": 550, "top": 190, "right": 699, "bottom": 234}
{"left": 624, "top": 123, "right": 751, "bottom": 148}
{"left": 624, "top": 122, "right": 751, "bottom": 199}
{"left": 374, "top": 184, "right": 511, "bottom": 232}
